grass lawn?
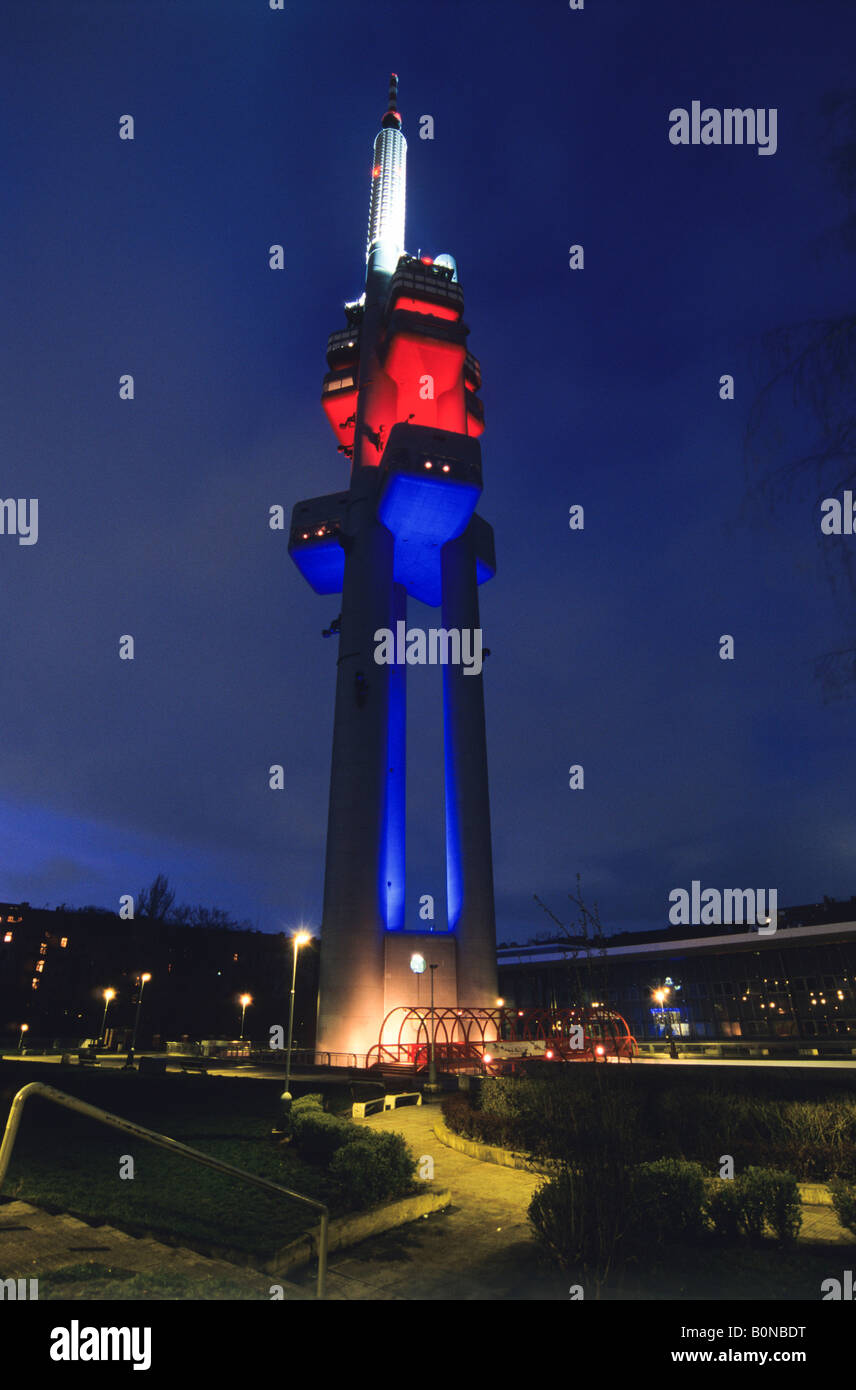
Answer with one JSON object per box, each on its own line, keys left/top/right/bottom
{"left": 0, "top": 1065, "right": 348, "bottom": 1261}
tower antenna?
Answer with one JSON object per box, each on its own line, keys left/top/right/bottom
{"left": 382, "top": 72, "right": 402, "bottom": 129}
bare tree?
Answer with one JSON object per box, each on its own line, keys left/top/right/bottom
{"left": 136, "top": 872, "right": 176, "bottom": 922}
{"left": 534, "top": 873, "right": 611, "bottom": 1011}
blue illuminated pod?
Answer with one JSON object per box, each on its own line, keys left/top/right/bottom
{"left": 378, "top": 422, "right": 482, "bottom": 546}
{"left": 287, "top": 492, "right": 348, "bottom": 594}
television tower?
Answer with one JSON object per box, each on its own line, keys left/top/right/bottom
{"left": 289, "top": 76, "right": 498, "bottom": 1059}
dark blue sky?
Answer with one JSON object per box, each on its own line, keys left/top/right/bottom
{"left": 1, "top": 0, "right": 854, "bottom": 941}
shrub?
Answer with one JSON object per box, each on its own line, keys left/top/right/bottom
{"left": 736, "top": 1167, "right": 801, "bottom": 1245}
{"left": 440, "top": 1094, "right": 514, "bottom": 1148}
{"left": 292, "top": 1093, "right": 324, "bottom": 1113}
{"left": 761, "top": 1170, "right": 802, "bottom": 1246}
{"left": 528, "top": 1163, "right": 632, "bottom": 1284}
{"left": 441, "top": 1094, "right": 477, "bottom": 1137}
{"left": 736, "top": 1167, "right": 769, "bottom": 1241}
{"left": 292, "top": 1109, "right": 357, "bottom": 1163}
{"left": 470, "top": 1072, "right": 856, "bottom": 1180}
{"left": 627, "top": 1159, "right": 706, "bottom": 1249}
{"left": 330, "top": 1132, "right": 416, "bottom": 1210}
{"left": 829, "top": 1178, "right": 856, "bottom": 1237}
{"left": 275, "top": 1091, "right": 324, "bottom": 1139}
{"left": 705, "top": 1182, "right": 743, "bottom": 1242}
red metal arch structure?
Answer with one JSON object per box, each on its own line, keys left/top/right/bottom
{"left": 365, "top": 1005, "right": 638, "bottom": 1072}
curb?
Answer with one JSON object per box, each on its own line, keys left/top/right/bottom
{"left": 264, "top": 1186, "right": 452, "bottom": 1277}
{"left": 432, "top": 1118, "right": 554, "bottom": 1175}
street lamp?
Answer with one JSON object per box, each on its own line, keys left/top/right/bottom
{"left": 100, "top": 988, "right": 116, "bottom": 1045}
{"left": 653, "top": 986, "right": 677, "bottom": 1058}
{"left": 17, "top": 1022, "right": 29, "bottom": 1053}
{"left": 283, "top": 931, "right": 311, "bottom": 1103}
{"left": 125, "top": 972, "right": 151, "bottom": 1067}
{"left": 239, "top": 993, "right": 252, "bottom": 1041}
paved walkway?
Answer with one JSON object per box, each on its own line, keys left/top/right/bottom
{"left": 298, "top": 1101, "right": 566, "bottom": 1300}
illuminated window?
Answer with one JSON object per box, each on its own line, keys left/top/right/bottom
{"left": 60, "top": 937, "right": 68, "bottom": 948}
{"left": 31, "top": 978, "right": 39, "bottom": 990}
{"left": 3, "top": 932, "right": 11, "bottom": 943}
{"left": 233, "top": 953, "right": 239, "bottom": 962}
{"left": 39, "top": 943, "right": 47, "bottom": 956}
{"left": 35, "top": 960, "right": 44, "bottom": 973}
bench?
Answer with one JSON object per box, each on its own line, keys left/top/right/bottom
{"left": 77, "top": 1049, "right": 99, "bottom": 1067}
{"left": 350, "top": 1082, "right": 423, "bottom": 1120}
{"left": 383, "top": 1092, "right": 422, "bottom": 1111}
{"left": 176, "top": 1057, "right": 211, "bottom": 1074}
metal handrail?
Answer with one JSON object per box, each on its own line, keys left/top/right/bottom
{"left": 0, "top": 1082, "right": 328, "bottom": 1298}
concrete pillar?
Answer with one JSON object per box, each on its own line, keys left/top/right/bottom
{"left": 441, "top": 521, "right": 499, "bottom": 1007}
{"left": 315, "top": 475, "right": 396, "bottom": 1060}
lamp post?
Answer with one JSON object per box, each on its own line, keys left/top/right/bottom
{"left": 427, "top": 962, "right": 438, "bottom": 1091}
{"left": 100, "top": 988, "right": 116, "bottom": 1046}
{"left": 284, "top": 931, "right": 311, "bottom": 1103}
{"left": 239, "top": 993, "right": 252, "bottom": 1042}
{"left": 125, "top": 973, "right": 151, "bottom": 1067}
{"left": 654, "top": 986, "right": 677, "bottom": 1058}
{"left": 17, "top": 1022, "right": 29, "bottom": 1053}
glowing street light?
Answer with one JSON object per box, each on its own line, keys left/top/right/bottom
{"left": 17, "top": 1022, "right": 29, "bottom": 1053}
{"left": 239, "top": 993, "right": 253, "bottom": 1041}
{"left": 126, "top": 972, "right": 152, "bottom": 1067}
{"left": 652, "top": 985, "right": 677, "bottom": 1058}
{"left": 283, "top": 931, "right": 312, "bottom": 1103}
{"left": 100, "top": 988, "right": 116, "bottom": 1044}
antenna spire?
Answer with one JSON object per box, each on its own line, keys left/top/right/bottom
{"left": 382, "top": 73, "right": 402, "bottom": 129}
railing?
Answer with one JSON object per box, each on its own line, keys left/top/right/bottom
{"left": 0, "top": 1082, "right": 329, "bottom": 1299}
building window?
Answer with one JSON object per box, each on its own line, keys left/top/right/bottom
{"left": 60, "top": 937, "right": 68, "bottom": 948}
{"left": 31, "top": 978, "right": 39, "bottom": 990}
{"left": 233, "top": 953, "right": 239, "bottom": 962}
{"left": 35, "top": 960, "right": 44, "bottom": 973}
{"left": 39, "top": 943, "right": 47, "bottom": 956}
{"left": 3, "top": 932, "right": 11, "bottom": 943}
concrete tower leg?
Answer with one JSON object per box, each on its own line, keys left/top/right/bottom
{"left": 316, "top": 483, "right": 396, "bottom": 1059}
{"left": 441, "top": 522, "right": 499, "bottom": 1007}
{"left": 382, "top": 581, "right": 407, "bottom": 933}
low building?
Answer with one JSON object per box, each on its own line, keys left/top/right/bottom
{"left": 497, "top": 899, "right": 856, "bottom": 1043}
{"left": 0, "top": 903, "right": 318, "bottom": 1049}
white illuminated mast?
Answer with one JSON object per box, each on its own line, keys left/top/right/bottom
{"left": 366, "top": 73, "right": 407, "bottom": 286}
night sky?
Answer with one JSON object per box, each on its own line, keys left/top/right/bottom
{"left": 1, "top": 0, "right": 854, "bottom": 943}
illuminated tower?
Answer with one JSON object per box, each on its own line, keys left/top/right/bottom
{"left": 290, "top": 77, "right": 498, "bottom": 1059}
